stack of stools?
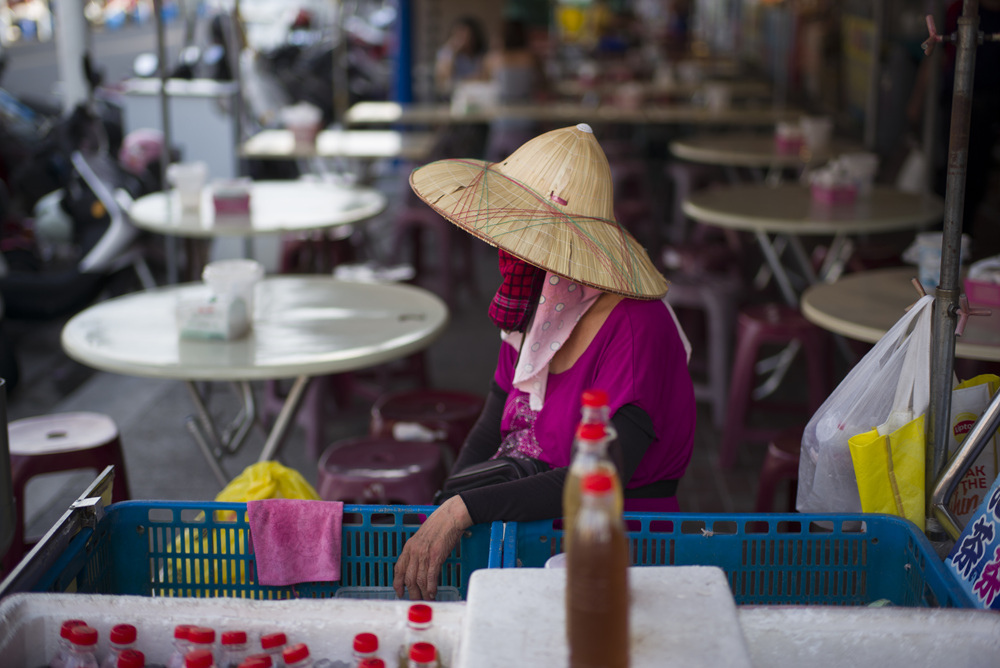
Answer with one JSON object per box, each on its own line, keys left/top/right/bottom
{"left": 4, "top": 412, "right": 130, "bottom": 572}
{"left": 369, "top": 389, "right": 486, "bottom": 469}
{"left": 316, "top": 436, "right": 447, "bottom": 505}
{"left": 719, "top": 304, "right": 830, "bottom": 468}
{"left": 754, "top": 426, "right": 805, "bottom": 512}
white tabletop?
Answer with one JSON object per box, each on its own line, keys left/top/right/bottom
{"left": 801, "top": 267, "right": 1000, "bottom": 361}
{"left": 61, "top": 276, "right": 450, "bottom": 381}
{"left": 670, "top": 133, "right": 866, "bottom": 168}
{"left": 128, "top": 180, "right": 387, "bottom": 238}
{"left": 240, "top": 128, "right": 437, "bottom": 162}
{"left": 683, "top": 184, "right": 944, "bottom": 235}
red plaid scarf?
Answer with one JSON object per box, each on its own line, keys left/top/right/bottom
{"left": 488, "top": 249, "right": 546, "bottom": 331}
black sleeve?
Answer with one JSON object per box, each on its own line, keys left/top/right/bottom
{"left": 451, "top": 381, "right": 506, "bottom": 472}
{"left": 459, "top": 403, "right": 656, "bottom": 524}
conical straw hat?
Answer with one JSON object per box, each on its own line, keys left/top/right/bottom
{"left": 409, "top": 123, "right": 668, "bottom": 299}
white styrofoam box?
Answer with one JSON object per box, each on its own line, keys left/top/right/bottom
{"left": 739, "top": 607, "right": 1000, "bottom": 668}
{"left": 458, "top": 566, "right": 752, "bottom": 668}
{"left": 0, "top": 593, "right": 465, "bottom": 667}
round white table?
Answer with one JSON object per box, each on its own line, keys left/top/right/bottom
{"left": 61, "top": 276, "right": 449, "bottom": 483}
{"left": 670, "top": 133, "right": 864, "bottom": 169}
{"left": 801, "top": 267, "right": 1000, "bottom": 362}
{"left": 683, "top": 184, "right": 944, "bottom": 305}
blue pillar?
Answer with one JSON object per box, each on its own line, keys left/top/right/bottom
{"left": 392, "top": 0, "right": 413, "bottom": 103}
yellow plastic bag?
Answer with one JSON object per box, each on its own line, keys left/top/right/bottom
{"left": 162, "top": 463, "right": 320, "bottom": 593}
{"left": 849, "top": 415, "right": 926, "bottom": 529}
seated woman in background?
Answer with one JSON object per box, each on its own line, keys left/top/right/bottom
{"left": 434, "top": 15, "right": 487, "bottom": 100}
{"left": 393, "top": 124, "right": 696, "bottom": 600}
{"left": 483, "top": 19, "right": 544, "bottom": 161}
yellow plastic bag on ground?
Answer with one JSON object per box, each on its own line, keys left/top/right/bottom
{"left": 849, "top": 415, "right": 926, "bottom": 529}
{"left": 215, "top": 461, "right": 320, "bottom": 504}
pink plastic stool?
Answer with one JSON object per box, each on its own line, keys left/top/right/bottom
{"left": 754, "top": 426, "right": 804, "bottom": 512}
{"left": 370, "top": 389, "right": 486, "bottom": 463}
{"left": 391, "top": 205, "right": 477, "bottom": 307}
{"left": 316, "top": 436, "right": 447, "bottom": 505}
{"left": 4, "top": 412, "right": 130, "bottom": 572}
{"left": 719, "top": 304, "right": 829, "bottom": 468}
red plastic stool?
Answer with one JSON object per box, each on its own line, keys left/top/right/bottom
{"left": 4, "top": 412, "right": 130, "bottom": 571}
{"left": 317, "top": 436, "right": 447, "bottom": 505}
{"left": 754, "top": 426, "right": 804, "bottom": 512}
{"left": 719, "top": 304, "right": 829, "bottom": 468}
{"left": 370, "top": 389, "right": 486, "bottom": 464}
{"left": 391, "top": 205, "right": 477, "bottom": 307}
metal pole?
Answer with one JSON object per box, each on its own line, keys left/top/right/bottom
{"left": 923, "top": 0, "right": 944, "bottom": 191}
{"left": 52, "top": 0, "right": 89, "bottom": 114}
{"left": 864, "top": 0, "right": 885, "bottom": 150}
{"left": 926, "top": 0, "right": 979, "bottom": 540}
{"left": 152, "top": 0, "right": 178, "bottom": 285}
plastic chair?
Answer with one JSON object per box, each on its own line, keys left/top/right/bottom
{"left": 370, "top": 389, "right": 486, "bottom": 463}
{"left": 4, "top": 412, "right": 130, "bottom": 572}
{"left": 719, "top": 304, "right": 830, "bottom": 468}
{"left": 316, "top": 436, "right": 447, "bottom": 505}
{"left": 754, "top": 426, "right": 804, "bottom": 512}
{"left": 390, "top": 204, "right": 477, "bottom": 307}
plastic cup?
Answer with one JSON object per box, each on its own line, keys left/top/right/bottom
{"left": 166, "top": 161, "right": 208, "bottom": 211}
{"left": 839, "top": 152, "right": 879, "bottom": 195}
{"left": 914, "top": 232, "right": 972, "bottom": 289}
{"left": 202, "top": 259, "right": 265, "bottom": 318}
{"left": 799, "top": 116, "right": 833, "bottom": 155}
{"left": 281, "top": 102, "right": 322, "bottom": 148}
{"left": 703, "top": 83, "right": 731, "bottom": 113}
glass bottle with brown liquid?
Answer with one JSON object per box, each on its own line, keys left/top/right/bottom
{"left": 566, "top": 471, "right": 629, "bottom": 668}
{"left": 563, "top": 421, "right": 623, "bottom": 557}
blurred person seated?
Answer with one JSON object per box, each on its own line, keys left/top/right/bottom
{"left": 483, "top": 19, "right": 544, "bottom": 161}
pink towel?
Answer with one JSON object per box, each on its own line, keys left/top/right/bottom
{"left": 247, "top": 498, "right": 343, "bottom": 586}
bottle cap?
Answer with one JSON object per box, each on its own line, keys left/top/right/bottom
{"left": 188, "top": 627, "right": 216, "bottom": 644}
{"left": 60, "top": 620, "right": 87, "bottom": 640}
{"left": 110, "top": 624, "right": 137, "bottom": 644}
{"left": 174, "top": 624, "right": 194, "bottom": 640}
{"left": 70, "top": 626, "right": 98, "bottom": 647}
{"left": 582, "top": 471, "right": 614, "bottom": 494}
{"left": 222, "top": 630, "right": 248, "bottom": 646}
{"left": 409, "top": 642, "right": 437, "bottom": 664}
{"left": 358, "top": 659, "right": 385, "bottom": 668}
{"left": 117, "top": 649, "right": 145, "bottom": 668}
{"left": 577, "top": 423, "right": 606, "bottom": 441}
{"left": 282, "top": 643, "right": 310, "bottom": 664}
{"left": 260, "top": 632, "right": 287, "bottom": 650}
{"left": 407, "top": 603, "right": 433, "bottom": 624}
{"left": 185, "top": 649, "right": 214, "bottom": 668}
{"left": 581, "top": 388, "right": 609, "bottom": 407}
{"left": 353, "top": 632, "right": 379, "bottom": 654}
{"left": 238, "top": 655, "right": 272, "bottom": 668}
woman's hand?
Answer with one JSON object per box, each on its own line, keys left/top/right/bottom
{"left": 393, "top": 495, "right": 473, "bottom": 600}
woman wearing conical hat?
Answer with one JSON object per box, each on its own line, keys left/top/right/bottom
{"left": 393, "top": 124, "right": 696, "bottom": 600}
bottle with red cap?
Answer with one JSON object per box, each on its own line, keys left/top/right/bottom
{"left": 117, "top": 650, "right": 145, "bottom": 668}
{"left": 184, "top": 650, "right": 216, "bottom": 668}
{"left": 566, "top": 471, "right": 629, "bottom": 668}
{"left": 259, "top": 632, "right": 287, "bottom": 668}
{"left": 186, "top": 628, "right": 217, "bottom": 666}
{"left": 51, "top": 619, "right": 88, "bottom": 668}
{"left": 219, "top": 631, "right": 249, "bottom": 668}
{"left": 405, "top": 643, "right": 437, "bottom": 668}
{"left": 64, "top": 625, "right": 100, "bottom": 668}
{"left": 351, "top": 633, "right": 378, "bottom": 665}
{"left": 562, "top": 390, "right": 623, "bottom": 556}
{"left": 357, "top": 660, "right": 384, "bottom": 668}
{"left": 167, "top": 625, "right": 195, "bottom": 668}
{"left": 237, "top": 655, "right": 272, "bottom": 668}
{"left": 396, "top": 605, "right": 439, "bottom": 668}
{"left": 100, "top": 624, "right": 137, "bottom": 668}
{"left": 281, "top": 643, "right": 313, "bottom": 668}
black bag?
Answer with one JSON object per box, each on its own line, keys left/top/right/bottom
{"left": 434, "top": 456, "right": 550, "bottom": 504}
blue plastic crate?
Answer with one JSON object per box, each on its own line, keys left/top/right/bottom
{"left": 503, "top": 513, "right": 973, "bottom": 607}
{"left": 30, "top": 501, "right": 502, "bottom": 600}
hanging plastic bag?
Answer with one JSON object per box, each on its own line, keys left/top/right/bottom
{"left": 797, "top": 295, "right": 935, "bottom": 515}
{"left": 947, "top": 374, "right": 1000, "bottom": 524}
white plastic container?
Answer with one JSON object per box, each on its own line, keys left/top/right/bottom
{"left": 166, "top": 162, "right": 208, "bottom": 211}
{"left": 800, "top": 116, "right": 833, "bottom": 155}
{"left": 202, "top": 259, "right": 265, "bottom": 320}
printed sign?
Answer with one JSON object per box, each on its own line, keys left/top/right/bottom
{"left": 946, "top": 476, "right": 1000, "bottom": 609}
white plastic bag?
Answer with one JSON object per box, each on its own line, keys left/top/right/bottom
{"left": 797, "top": 295, "right": 935, "bottom": 514}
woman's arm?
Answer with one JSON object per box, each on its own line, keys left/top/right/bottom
{"left": 451, "top": 381, "right": 506, "bottom": 472}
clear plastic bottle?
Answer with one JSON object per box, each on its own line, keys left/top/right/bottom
{"left": 396, "top": 605, "right": 439, "bottom": 668}
{"left": 184, "top": 650, "right": 216, "bottom": 668}
{"left": 562, "top": 421, "right": 623, "bottom": 555}
{"left": 167, "top": 625, "right": 195, "bottom": 668}
{"left": 51, "top": 619, "right": 88, "bottom": 668}
{"left": 219, "top": 631, "right": 249, "bottom": 668}
{"left": 281, "top": 644, "right": 312, "bottom": 668}
{"left": 187, "top": 628, "right": 216, "bottom": 664}
{"left": 351, "top": 633, "right": 378, "bottom": 664}
{"left": 406, "top": 643, "right": 437, "bottom": 668}
{"left": 566, "top": 471, "right": 629, "bottom": 668}
{"left": 117, "top": 650, "right": 145, "bottom": 668}
{"left": 259, "top": 632, "right": 287, "bottom": 668}
{"left": 100, "top": 624, "right": 137, "bottom": 668}
{"left": 65, "top": 626, "right": 100, "bottom": 668}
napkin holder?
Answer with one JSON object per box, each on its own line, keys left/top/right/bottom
{"left": 177, "top": 293, "right": 250, "bottom": 340}
{"left": 212, "top": 178, "right": 252, "bottom": 216}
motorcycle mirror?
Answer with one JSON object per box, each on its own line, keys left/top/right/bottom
{"left": 133, "top": 53, "right": 158, "bottom": 78}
